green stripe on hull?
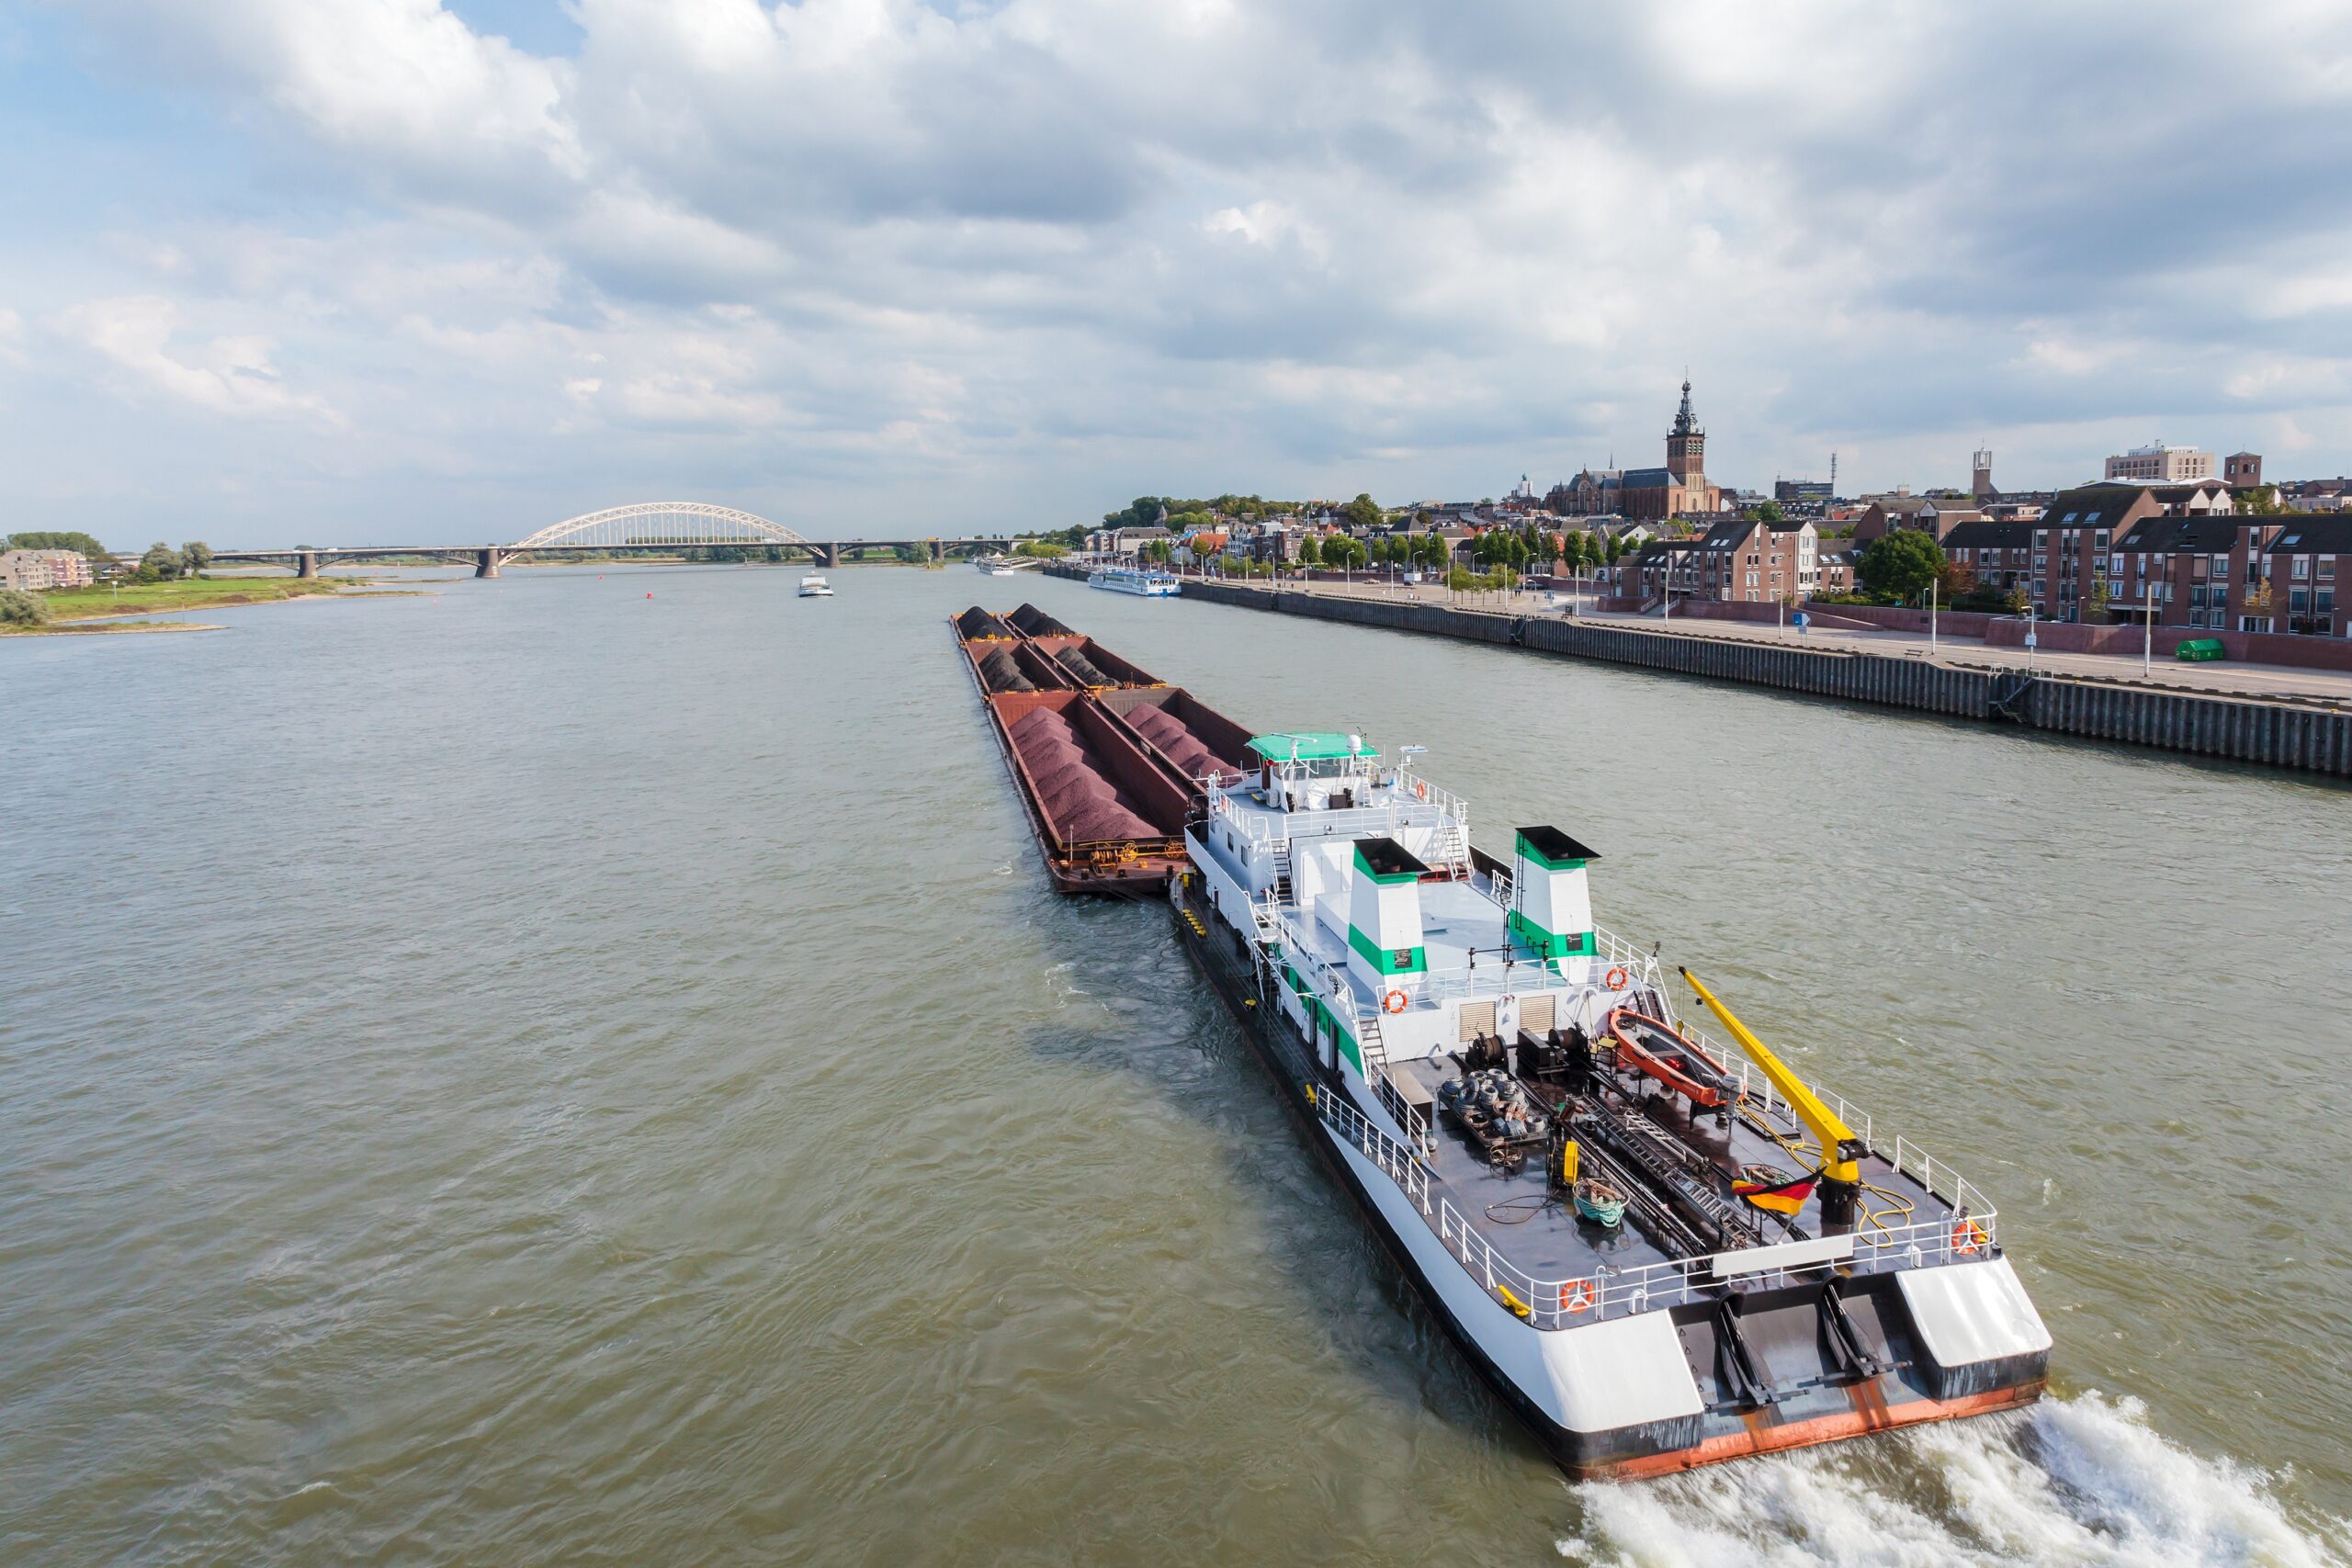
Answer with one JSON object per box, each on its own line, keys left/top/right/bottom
{"left": 1507, "top": 908, "right": 1594, "bottom": 959}
{"left": 1347, "top": 923, "right": 1425, "bottom": 975}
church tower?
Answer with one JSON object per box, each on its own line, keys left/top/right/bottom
{"left": 1666, "top": 378, "right": 1705, "bottom": 485}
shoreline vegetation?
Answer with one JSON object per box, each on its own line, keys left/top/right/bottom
{"left": 3, "top": 576, "right": 356, "bottom": 635}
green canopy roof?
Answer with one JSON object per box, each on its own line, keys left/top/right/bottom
{"left": 1247, "top": 731, "right": 1375, "bottom": 761}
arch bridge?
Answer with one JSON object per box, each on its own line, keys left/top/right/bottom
{"left": 205, "top": 503, "right": 1011, "bottom": 577}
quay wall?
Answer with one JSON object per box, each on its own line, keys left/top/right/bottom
{"left": 1138, "top": 575, "right": 2352, "bottom": 778}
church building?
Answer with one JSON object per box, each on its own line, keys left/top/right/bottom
{"left": 1551, "top": 380, "right": 1724, "bottom": 521}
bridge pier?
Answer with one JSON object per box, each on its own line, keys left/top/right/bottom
{"left": 297, "top": 550, "right": 319, "bottom": 580}
{"left": 930, "top": 539, "right": 945, "bottom": 563}
{"left": 820, "top": 542, "right": 842, "bottom": 570}
{"left": 475, "top": 547, "right": 503, "bottom": 579}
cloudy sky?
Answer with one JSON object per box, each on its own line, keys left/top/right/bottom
{"left": 6, "top": 0, "right": 2350, "bottom": 547}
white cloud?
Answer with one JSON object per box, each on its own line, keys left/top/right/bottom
{"left": 57, "top": 295, "right": 342, "bottom": 426}
{"left": 11, "top": 0, "right": 2352, "bottom": 540}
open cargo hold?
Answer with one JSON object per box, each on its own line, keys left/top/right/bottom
{"left": 953, "top": 609, "right": 1250, "bottom": 895}
{"left": 1099, "top": 685, "right": 1257, "bottom": 784}
{"left": 987, "top": 690, "right": 1189, "bottom": 893}
{"left": 1047, "top": 637, "right": 1164, "bottom": 690}
{"left": 1006, "top": 603, "right": 1076, "bottom": 638}
{"left": 955, "top": 606, "right": 1017, "bottom": 642}
{"left": 966, "top": 635, "right": 1075, "bottom": 696}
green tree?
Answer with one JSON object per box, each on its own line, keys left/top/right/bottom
{"left": 0, "top": 588, "right": 51, "bottom": 626}
{"left": 1856, "top": 529, "right": 1944, "bottom": 604}
{"left": 1340, "top": 492, "right": 1383, "bottom": 532}
{"left": 138, "top": 542, "right": 184, "bottom": 582}
{"left": 8, "top": 531, "right": 111, "bottom": 558}
{"left": 181, "top": 540, "right": 214, "bottom": 577}
{"left": 2233, "top": 485, "right": 2284, "bottom": 515}
{"left": 1295, "top": 535, "right": 1322, "bottom": 568}
{"left": 1322, "top": 536, "right": 1367, "bottom": 570}
{"left": 1745, "top": 500, "right": 1786, "bottom": 525}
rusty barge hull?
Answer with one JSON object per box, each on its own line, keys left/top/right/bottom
{"left": 954, "top": 605, "right": 1246, "bottom": 896}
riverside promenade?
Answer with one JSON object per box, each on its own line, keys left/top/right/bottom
{"left": 1060, "top": 568, "right": 2352, "bottom": 778}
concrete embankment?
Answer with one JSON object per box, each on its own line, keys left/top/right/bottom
{"left": 1073, "top": 570, "right": 2351, "bottom": 778}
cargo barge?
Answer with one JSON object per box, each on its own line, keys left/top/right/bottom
{"left": 953, "top": 607, "right": 2050, "bottom": 1479}
{"left": 953, "top": 605, "right": 1249, "bottom": 895}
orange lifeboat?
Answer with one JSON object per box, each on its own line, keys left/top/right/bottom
{"left": 1605, "top": 1009, "right": 1742, "bottom": 1109}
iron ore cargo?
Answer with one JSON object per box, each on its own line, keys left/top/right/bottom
{"left": 953, "top": 604, "right": 1252, "bottom": 894}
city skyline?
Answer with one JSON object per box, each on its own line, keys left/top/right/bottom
{"left": 5, "top": 1, "right": 2350, "bottom": 546}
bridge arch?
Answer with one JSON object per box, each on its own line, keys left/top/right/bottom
{"left": 511, "top": 502, "right": 811, "bottom": 551}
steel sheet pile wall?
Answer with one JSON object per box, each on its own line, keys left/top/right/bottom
{"left": 1156, "top": 578, "right": 2350, "bottom": 777}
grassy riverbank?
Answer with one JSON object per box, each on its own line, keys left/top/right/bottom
{"left": 40, "top": 577, "right": 349, "bottom": 623}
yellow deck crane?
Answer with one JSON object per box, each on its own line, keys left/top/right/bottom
{"left": 1680, "top": 967, "right": 1868, "bottom": 1224}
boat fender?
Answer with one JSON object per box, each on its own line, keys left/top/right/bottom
{"left": 1383, "top": 988, "right": 1408, "bottom": 1014}
{"left": 1605, "top": 965, "right": 1628, "bottom": 990}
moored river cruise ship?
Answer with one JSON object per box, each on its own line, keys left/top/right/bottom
{"left": 1170, "top": 731, "right": 2050, "bottom": 1478}
{"left": 1087, "top": 565, "right": 1181, "bottom": 596}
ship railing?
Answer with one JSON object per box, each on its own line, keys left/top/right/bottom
{"left": 1431, "top": 1197, "right": 2002, "bottom": 1332}
{"left": 1394, "top": 765, "right": 1470, "bottom": 826}
{"left": 1409, "top": 926, "right": 1668, "bottom": 1011}
{"left": 1679, "top": 1017, "right": 1996, "bottom": 1222}
{"left": 1311, "top": 1082, "right": 1431, "bottom": 1216}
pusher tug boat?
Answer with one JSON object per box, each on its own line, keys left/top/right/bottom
{"left": 1171, "top": 734, "right": 2049, "bottom": 1478}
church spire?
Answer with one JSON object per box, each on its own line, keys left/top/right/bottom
{"left": 1672, "top": 377, "right": 1697, "bottom": 437}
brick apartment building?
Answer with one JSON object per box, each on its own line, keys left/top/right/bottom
{"left": 1613, "top": 515, "right": 1820, "bottom": 604}
{"left": 1945, "top": 478, "right": 2349, "bottom": 635}
{"left": 1851, "top": 494, "right": 1982, "bottom": 543}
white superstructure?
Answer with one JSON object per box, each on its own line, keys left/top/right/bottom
{"left": 1175, "top": 733, "right": 2050, "bottom": 1475}
{"left": 1088, "top": 566, "right": 1181, "bottom": 596}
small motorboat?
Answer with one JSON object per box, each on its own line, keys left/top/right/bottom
{"left": 1573, "top": 1178, "right": 1627, "bottom": 1227}
{"left": 1605, "top": 1009, "right": 1742, "bottom": 1109}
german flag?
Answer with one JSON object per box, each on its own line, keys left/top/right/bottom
{"left": 1735, "top": 1164, "right": 1818, "bottom": 1216}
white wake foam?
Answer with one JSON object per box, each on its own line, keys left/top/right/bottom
{"left": 1556, "top": 1393, "right": 2347, "bottom": 1568}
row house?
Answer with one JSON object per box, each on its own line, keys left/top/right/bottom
{"left": 1939, "top": 520, "right": 2035, "bottom": 595}
{"left": 2015, "top": 479, "right": 2236, "bottom": 623}
{"left": 1852, "top": 494, "right": 1982, "bottom": 543}
{"left": 1612, "top": 516, "right": 1819, "bottom": 603}
{"left": 2261, "top": 516, "right": 2350, "bottom": 637}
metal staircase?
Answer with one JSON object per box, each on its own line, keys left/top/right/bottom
{"left": 1270, "top": 840, "right": 1295, "bottom": 905}
{"left": 1434, "top": 822, "right": 1471, "bottom": 878}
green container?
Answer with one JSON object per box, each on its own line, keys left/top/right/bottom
{"left": 2177, "top": 638, "right": 2227, "bottom": 661}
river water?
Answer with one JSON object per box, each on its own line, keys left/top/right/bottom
{"left": 3, "top": 565, "right": 2347, "bottom": 1566}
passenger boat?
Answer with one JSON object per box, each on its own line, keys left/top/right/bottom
{"left": 1172, "top": 738, "right": 2050, "bottom": 1478}
{"left": 1607, "top": 1008, "right": 1742, "bottom": 1110}
{"left": 797, "top": 574, "right": 835, "bottom": 597}
{"left": 1088, "top": 565, "right": 1181, "bottom": 596}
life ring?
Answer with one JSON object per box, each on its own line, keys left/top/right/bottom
{"left": 1383, "top": 988, "right": 1408, "bottom": 1014}
{"left": 1557, "top": 1278, "right": 1595, "bottom": 1314}
{"left": 1952, "top": 1216, "right": 1987, "bottom": 1255}
{"left": 1413, "top": 781, "right": 1429, "bottom": 801}
{"left": 1604, "top": 965, "right": 1628, "bottom": 991}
